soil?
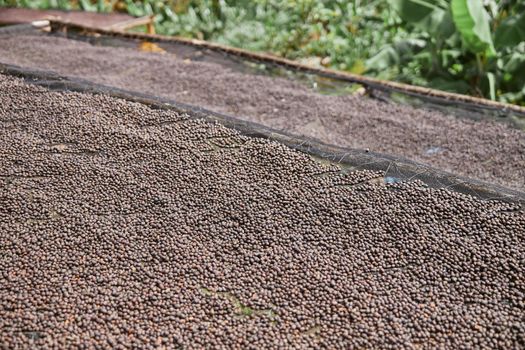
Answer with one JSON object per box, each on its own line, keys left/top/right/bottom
{"left": 0, "top": 34, "right": 523, "bottom": 190}
{"left": 1, "top": 73, "right": 524, "bottom": 349}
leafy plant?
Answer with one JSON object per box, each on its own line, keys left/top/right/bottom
{"left": 367, "top": 0, "right": 525, "bottom": 104}
{"left": 451, "top": 0, "right": 495, "bottom": 55}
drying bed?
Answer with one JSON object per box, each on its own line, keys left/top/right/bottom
{"left": 1, "top": 73, "right": 525, "bottom": 349}
{"left": 2, "top": 62, "right": 523, "bottom": 204}
{"left": 45, "top": 21, "right": 525, "bottom": 121}
{"left": 0, "top": 24, "right": 524, "bottom": 191}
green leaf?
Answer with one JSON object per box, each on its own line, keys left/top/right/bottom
{"left": 389, "top": 0, "right": 455, "bottom": 38}
{"left": 486, "top": 72, "right": 496, "bottom": 100}
{"left": 97, "top": 0, "right": 108, "bottom": 12}
{"left": 440, "top": 48, "right": 462, "bottom": 67}
{"left": 503, "top": 52, "right": 525, "bottom": 73}
{"left": 498, "top": 91, "right": 524, "bottom": 105}
{"left": 79, "top": 0, "right": 97, "bottom": 12}
{"left": 125, "top": 0, "right": 145, "bottom": 17}
{"left": 451, "top": 0, "right": 495, "bottom": 55}
{"left": 365, "top": 45, "right": 400, "bottom": 71}
{"left": 494, "top": 13, "right": 525, "bottom": 49}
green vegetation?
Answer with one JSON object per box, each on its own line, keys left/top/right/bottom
{"left": 2, "top": 0, "right": 524, "bottom": 105}
{"left": 372, "top": 0, "right": 525, "bottom": 105}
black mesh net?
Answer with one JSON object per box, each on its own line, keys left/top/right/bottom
{"left": 1, "top": 22, "right": 524, "bottom": 204}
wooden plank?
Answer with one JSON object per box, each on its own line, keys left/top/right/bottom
{"left": 106, "top": 15, "right": 154, "bottom": 33}
{"left": 0, "top": 8, "right": 144, "bottom": 30}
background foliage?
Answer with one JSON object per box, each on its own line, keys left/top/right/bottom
{"left": 1, "top": 0, "right": 524, "bottom": 105}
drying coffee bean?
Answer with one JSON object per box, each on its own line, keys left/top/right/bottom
{"left": 0, "top": 74, "right": 524, "bottom": 349}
